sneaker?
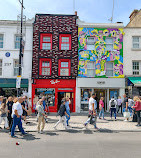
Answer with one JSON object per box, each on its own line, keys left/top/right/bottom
{"left": 53, "top": 126, "right": 57, "bottom": 130}
{"left": 40, "top": 130, "right": 43, "bottom": 134}
{"left": 99, "top": 118, "right": 101, "bottom": 119}
{"left": 84, "top": 123, "right": 88, "bottom": 128}
{"left": 22, "top": 132, "right": 28, "bottom": 136}
{"left": 11, "top": 135, "right": 17, "bottom": 138}
{"left": 115, "top": 119, "right": 117, "bottom": 121}
{"left": 94, "top": 127, "right": 99, "bottom": 130}
{"left": 103, "top": 118, "right": 106, "bottom": 120}
{"left": 136, "top": 124, "right": 141, "bottom": 127}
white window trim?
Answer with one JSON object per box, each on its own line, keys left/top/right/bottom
{"left": 13, "top": 59, "right": 22, "bottom": 76}
{"left": 106, "top": 62, "right": 114, "bottom": 77}
{"left": 87, "top": 61, "right": 96, "bottom": 77}
{"left": 132, "top": 61, "right": 141, "bottom": 76}
{"left": 14, "top": 34, "right": 21, "bottom": 49}
{"left": 105, "top": 37, "right": 114, "bottom": 51}
{"left": 87, "top": 37, "right": 95, "bottom": 50}
{"left": 132, "top": 36, "right": 140, "bottom": 49}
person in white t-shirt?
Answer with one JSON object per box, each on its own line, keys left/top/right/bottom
{"left": 11, "top": 97, "right": 27, "bottom": 138}
{"left": 84, "top": 93, "right": 98, "bottom": 129}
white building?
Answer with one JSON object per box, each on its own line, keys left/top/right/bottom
{"left": 0, "top": 19, "right": 33, "bottom": 97}
{"left": 124, "top": 9, "right": 141, "bottom": 97}
{"left": 76, "top": 20, "right": 125, "bottom": 113}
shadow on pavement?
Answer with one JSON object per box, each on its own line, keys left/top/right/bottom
{"left": 18, "top": 133, "right": 41, "bottom": 141}
{"left": 44, "top": 131, "right": 59, "bottom": 136}
{"left": 97, "top": 128, "right": 119, "bottom": 133}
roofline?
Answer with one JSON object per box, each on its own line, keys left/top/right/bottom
{"left": 35, "top": 13, "right": 77, "bottom": 17}
{"left": 78, "top": 23, "right": 124, "bottom": 28}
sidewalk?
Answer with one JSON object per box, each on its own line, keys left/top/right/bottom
{"left": 17, "top": 114, "right": 141, "bottom": 132}
{"left": 0, "top": 114, "right": 141, "bottom": 133}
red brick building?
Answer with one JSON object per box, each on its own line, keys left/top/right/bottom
{"left": 32, "top": 14, "right": 78, "bottom": 112}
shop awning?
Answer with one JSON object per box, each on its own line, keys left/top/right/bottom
{"left": 128, "top": 77, "right": 141, "bottom": 87}
{"left": 0, "top": 79, "right": 28, "bottom": 88}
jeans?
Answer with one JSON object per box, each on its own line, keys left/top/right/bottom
{"left": 66, "top": 110, "right": 70, "bottom": 126}
{"left": 110, "top": 108, "right": 116, "bottom": 119}
{"left": 11, "top": 115, "right": 25, "bottom": 136}
{"left": 99, "top": 107, "right": 104, "bottom": 119}
{"left": 137, "top": 111, "right": 141, "bottom": 125}
{"left": 117, "top": 105, "right": 122, "bottom": 114}
{"left": 54, "top": 116, "right": 67, "bottom": 129}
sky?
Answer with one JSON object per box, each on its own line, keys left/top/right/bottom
{"left": 0, "top": 0, "right": 141, "bottom": 26}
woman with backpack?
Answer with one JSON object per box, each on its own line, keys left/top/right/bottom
{"left": 109, "top": 96, "right": 117, "bottom": 121}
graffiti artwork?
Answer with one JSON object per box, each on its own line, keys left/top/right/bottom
{"left": 78, "top": 27, "right": 124, "bottom": 78}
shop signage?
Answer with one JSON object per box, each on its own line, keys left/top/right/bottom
{"left": 50, "top": 79, "right": 60, "bottom": 85}
{"left": 97, "top": 81, "right": 105, "bottom": 85}
{"left": 16, "top": 75, "right": 21, "bottom": 88}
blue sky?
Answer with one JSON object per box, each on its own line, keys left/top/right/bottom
{"left": 0, "top": 0, "right": 141, "bottom": 26}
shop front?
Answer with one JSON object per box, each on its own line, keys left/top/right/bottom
{"left": 76, "top": 78, "right": 125, "bottom": 113}
{"left": 32, "top": 79, "right": 76, "bottom": 112}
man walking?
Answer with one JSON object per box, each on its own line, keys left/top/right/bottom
{"left": 109, "top": 96, "right": 117, "bottom": 121}
{"left": 84, "top": 93, "right": 98, "bottom": 129}
{"left": 11, "top": 97, "right": 27, "bottom": 138}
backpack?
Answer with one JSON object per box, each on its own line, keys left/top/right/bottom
{"left": 111, "top": 100, "right": 115, "bottom": 108}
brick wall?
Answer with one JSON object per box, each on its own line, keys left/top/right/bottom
{"left": 32, "top": 14, "right": 78, "bottom": 79}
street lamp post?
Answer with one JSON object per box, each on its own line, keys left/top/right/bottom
{"left": 17, "top": 0, "right": 25, "bottom": 96}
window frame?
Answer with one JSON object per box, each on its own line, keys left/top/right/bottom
{"left": 39, "top": 58, "right": 52, "bottom": 76}
{"left": 40, "top": 33, "right": 52, "bottom": 50}
{"left": 15, "top": 35, "right": 20, "bottom": 49}
{"left": 106, "top": 62, "right": 114, "bottom": 77}
{"left": 0, "top": 59, "right": 2, "bottom": 76}
{"left": 59, "top": 34, "right": 71, "bottom": 50}
{"left": 58, "top": 59, "right": 71, "bottom": 76}
{"left": 132, "top": 36, "right": 140, "bottom": 49}
{"left": 13, "top": 59, "right": 21, "bottom": 76}
{"left": 87, "top": 61, "right": 96, "bottom": 77}
{"left": 105, "top": 37, "right": 114, "bottom": 51}
{"left": 87, "top": 37, "right": 95, "bottom": 50}
{"left": 132, "top": 61, "right": 140, "bottom": 75}
{"left": 0, "top": 34, "right": 4, "bottom": 49}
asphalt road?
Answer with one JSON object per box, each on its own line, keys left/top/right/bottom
{"left": 0, "top": 129, "right": 141, "bottom": 158}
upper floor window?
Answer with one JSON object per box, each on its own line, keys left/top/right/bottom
{"left": 15, "top": 35, "right": 20, "bottom": 49}
{"left": 87, "top": 37, "right": 95, "bottom": 50}
{"left": 59, "top": 34, "right": 71, "bottom": 50}
{"left": 133, "top": 61, "right": 140, "bottom": 75}
{"left": 106, "top": 62, "right": 114, "bottom": 77}
{"left": 0, "top": 59, "right": 2, "bottom": 76}
{"left": 14, "top": 60, "right": 21, "bottom": 76}
{"left": 39, "top": 58, "right": 51, "bottom": 76}
{"left": 132, "top": 36, "right": 140, "bottom": 49}
{"left": 40, "top": 34, "right": 52, "bottom": 50}
{"left": 105, "top": 37, "right": 113, "bottom": 51}
{"left": 87, "top": 61, "right": 95, "bottom": 77}
{"left": 58, "top": 59, "right": 71, "bottom": 76}
{"left": 0, "top": 34, "right": 4, "bottom": 48}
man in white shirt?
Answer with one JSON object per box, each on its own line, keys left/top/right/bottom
{"left": 11, "top": 97, "right": 27, "bottom": 138}
{"left": 84, "top": 93, "right": 98, "bottom": 129}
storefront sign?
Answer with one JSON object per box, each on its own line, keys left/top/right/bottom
{"left": 97, "top": 81, "right": 105, "bottom": 85}
{"left": 50, "top": 79, "right": 60, "bottom": 85}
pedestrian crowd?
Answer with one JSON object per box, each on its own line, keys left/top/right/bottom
{"left": 0, "top": 93, "right": 141, "bottom": 138}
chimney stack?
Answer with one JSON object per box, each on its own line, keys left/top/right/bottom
{"left": 75, "top": 11, "right": 77, "bottom": 16}
{"left": 129, "top": 9, "right": 139, "bottom": 21}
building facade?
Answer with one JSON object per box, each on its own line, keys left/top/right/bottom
{"left": 76, "top": 20, "right": 125, "bottom": 113}
{"left": 32, "top": 14, "right": 78, "bottom": 112}
{"left": 0, "top": 19, "right": 33, "bottom": 97}
{"left": 124, "top": 9, "right": 141, "bottom": 97}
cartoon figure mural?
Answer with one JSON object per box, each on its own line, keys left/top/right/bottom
{"left": 78, "top": 27, "right": 124, "bottom": 78}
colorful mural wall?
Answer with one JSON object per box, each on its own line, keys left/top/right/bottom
{"left": 78, "top": 27, "right": 124, "bottom": 78}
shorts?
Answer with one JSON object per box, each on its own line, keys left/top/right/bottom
{"left": 23, "top": 110, "right": 27, "bottom": 116}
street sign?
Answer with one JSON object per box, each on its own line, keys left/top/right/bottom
{"left": 16, "top": 75, "right": 21, "bottom": 88}
{"left": 5, "top": 52, "right": 10, "bottom": 57}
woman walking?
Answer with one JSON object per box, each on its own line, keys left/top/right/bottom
{"left": 117, "top": 96, "right": 122, "bottom": 114}
{"left": 0, "top": 98, "right": 9, "bottom": 130}
{"left": 99, "top": 97, "right": 105, "bottom": 120}
{"left": 7, "top": 97, "right": 14, "bottom": 130}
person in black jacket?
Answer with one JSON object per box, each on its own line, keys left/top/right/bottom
{"left": 7, "top": 96, "right": 14, "bottom": 131}
{"left": 21, "top": 96, "right": 28, "bottom": 124}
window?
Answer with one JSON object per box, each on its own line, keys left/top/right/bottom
{"left": 106, "top": 62, "right": 114, "bottom": 77}
{"left": 0, "top": 34, "right": 3, "bottom": 48}
{"left": 0, "top": 60, "right": 2, "bottom": 76}
{"left": 59, "top": 59, "right": 71, "bottom": 76}
{"left": 40, "top": 34, "right": 52, "bottom": 50}
{"left": 15, "top": 35, "right": 20, "bottom": 49}
{"left": 133, "top": 61, "right": 140, "bottom": 75}
{"left": 132, "top": 37, "right": 140, "bottom": 49}
{"left": 14, "top": 60, "right": 21, "bottom": 76}
{"left": 87, "top": 61, "right": 95, "bottom": 77}
{"left": 87, "top": 37, "right": 95, "bottom": 50}
{"left": 59, "top": 34, "right": 71, "bottom": 50}
{"left": 105, "top": 37, "right": 113, "bottom": 51}
{"left": 39, "top": 58, "right": 51, "bottom": 76}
